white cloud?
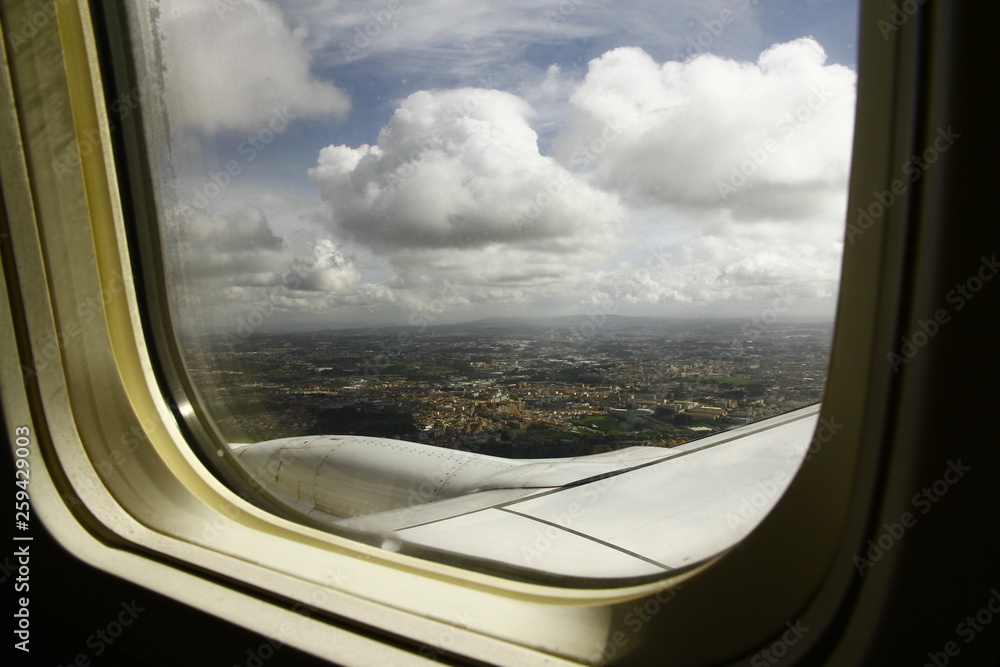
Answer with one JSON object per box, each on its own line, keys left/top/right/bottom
{"left": 157, "top": 0, "right": 350, "bottom": 134}
{"left": 166, "top": 206, "right": 367, "bottom": 332}
{"left": 309, "top": 87, "right": 625, "bottom": 289}
{"left": 558, "top": 38, "right": 856, "bottom": 219}
{"left": 577, "top": 208, "right": 846, "bottom": 320}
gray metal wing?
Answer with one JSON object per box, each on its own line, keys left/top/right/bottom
{"left": 233, "top": 405, "right": 819, "bottom": 584}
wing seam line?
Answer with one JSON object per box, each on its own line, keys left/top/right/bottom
{"left": 497, "top": 507, "right": 675, "bottom": 572}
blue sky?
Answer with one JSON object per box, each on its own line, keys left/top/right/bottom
{"left": 148, "top": 0, "right": 859, "bottom": 334}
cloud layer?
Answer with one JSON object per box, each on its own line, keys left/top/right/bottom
{"left": 150, "top": 0, "right": 857, "bottom": 329}
{"left": 157, "top": 0, "right": 350, "bottom": 134}
{"left": 300, "top": 38, "right": 854, "bottom": 321}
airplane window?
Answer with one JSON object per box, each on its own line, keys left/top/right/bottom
{"left": 127, "top": 0, "right": 859, "bottom": 583}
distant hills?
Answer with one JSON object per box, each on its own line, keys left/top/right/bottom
{"left": 184, "top": 313, "right": 834, "bottom": 342}
{"left": 304, "top": 314, "right": 834, "bottom": 336}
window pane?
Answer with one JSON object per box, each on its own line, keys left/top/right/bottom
{"left": 132, "top": 0, "right": 858, "bottom": 582}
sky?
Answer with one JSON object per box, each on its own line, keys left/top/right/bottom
{"left": 146, "top": 0, "right": 860, "bottom": 334}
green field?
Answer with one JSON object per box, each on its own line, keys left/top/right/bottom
{"left": 572, "top": 416, "right": 627, "bottom": 433}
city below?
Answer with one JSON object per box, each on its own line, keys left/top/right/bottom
{"left": 184, "top": 316, "right": 832, "bottom": 459}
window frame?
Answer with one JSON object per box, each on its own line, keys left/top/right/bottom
{"left": 0, "top": 0, "right": 947, "bottom": 664}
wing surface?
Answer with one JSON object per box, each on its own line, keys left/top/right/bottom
{"left": 235, "top": 405, "right": 819, "bottom": 583}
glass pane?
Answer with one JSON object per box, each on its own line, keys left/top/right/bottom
{"left": 131, "top": 0, "right": 858, "bottom": 582}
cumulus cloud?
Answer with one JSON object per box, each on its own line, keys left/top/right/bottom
{"left": 557, "top": 38, "right": 856, "bottom": 219}
{"left": 174, "top": 207, "right": 359, "bottom": 288}
{"left": 584, "top": 235, "right": 842, "bottom": 320}
{"left": 181, "top": 205, "right": 282, "bottom": 256}
{"left": 166, "top": 206, "right": 369, "bottom": 331}
{"left": 511, "top": 37, "right": 858, "bottom": 318}
{"left": 309, "top": 87, "right": 625, "bottom": 283}
{"left": 297, "top": 39, "right": 855, "bottom": 320}
{"left": 157, "top": 0, "right": 350, "bottom": 134}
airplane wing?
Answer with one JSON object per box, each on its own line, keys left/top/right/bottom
{"left": 234, "top": 405, "right": 818, "bottom": 585}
